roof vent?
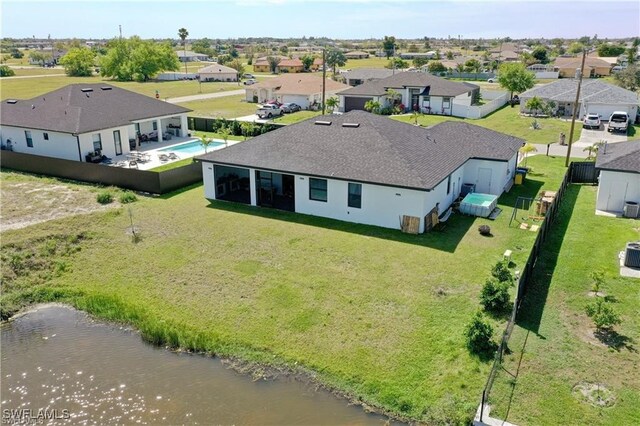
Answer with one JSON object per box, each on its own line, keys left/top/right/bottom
{"left": 100, "top": 86, "right": 112, "bottom": 91}
{"left": 6, "top": 99, "right": 18, "bottom": 104}
{"left": 314, "top": 120, "right": 332, "bottom": 126}
{"left": 81, "top": 88, "right": 93, "bottom": 93}
{"left": 342, "top": 123, "right": 360, "bottom": 128}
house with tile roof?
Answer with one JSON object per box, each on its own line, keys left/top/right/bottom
{"left": 337, "top": 71, "right": 479, "bottom": 117}
{"left": 196, "top": 111, "right": 523, "bottom": 232}
{"left": 253, "top": 55, "right": 289, "bottom": 73}
{"left": 519, "top": 79, "right": 638, "bottom": 119}
{"left": 595, "top": 140, "right": 640, "bottom": 216}
{"left": 554, "top": 57, "right": 613, "bottom": 78}
{"left": 0, "top": 84, "right": 190, "bottom": 162}
{"left": 244, "top": 74, "right": 350, "bottom": 109}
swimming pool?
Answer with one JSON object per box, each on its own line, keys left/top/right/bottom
{"left": 159, "top": 139, "right": 225, "bottom": 156}
{"left": 459, "top": 193, "right": 498, "bottom": 217}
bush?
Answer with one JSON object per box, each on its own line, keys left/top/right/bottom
{"left": 464, "top": 311, "right": 495, "bottom": 355}
{"left": 585, "top": 298, "right": 621, "bottom": 330}
{"left": 491, "top": 260, "right": 513, "bottom": 284}
{"left": 96, "top": 191, "right": 113, "bottom": 204}
{"left": 478, "top": 224, "right": 491, "bottom": 236}
{"left": 119, "top": 191, "right": 138, "bottom": 204}
{"left": 0, "top": 65, "right": 15, "bottom": 77}
{"left": 480, "top": 279, "right": 511, "bottom": 312}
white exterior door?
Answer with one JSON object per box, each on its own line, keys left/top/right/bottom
{"left": 476, "top": 168, "right": 492, "bottom": 194}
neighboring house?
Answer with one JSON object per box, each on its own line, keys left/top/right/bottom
{"left": 337, "top": 71, "right": 479, "bottom": 116}
{"left": 519, "top": 79, "right": 638, "bottom": 119}
{"left": 197, "top": 111, "right": 523, "bottom": 233}
{"left": 553, "top": 57, "right": 612, "bottom": 78}
{"left": 490, "top": 50, "right": 520, "bottom": 62}
{"left": 344, "top": 51, "right": 370, "bottom": 59}
{"left": 245, "top": 74, "right": 350, "bottom": 108}
{"left": 277, "top": 58, "right": 304, "bottom": 73}
{"left": 176, "top": 50, "right": 210, "bottom": 62}
{"left": 0, "top": 84, "right": 190, "bottom": 162}
{"left": 399, "top": 52, "right": 436, "bottom": 60}
{"left": 526, "top": 64, "right": 559, "bottom": 79}
{"left": 311, "top": 57, "right": 324, "bottom": 71}
{"left": 595, "top": 140, "right": 640, "bottom": 215}
{"left": 253, "top": 56, "right": 289, "bottom": 73}
{"left": 198, "top": 63, "right": 238, "bottom": 82}
{"left": 342, "top": 68, "right": 395, "bottom": 86}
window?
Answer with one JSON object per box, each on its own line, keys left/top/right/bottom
{"left": 113, "top": 130, "right": 122, "bottom": 156}
{"left": 92, "top": 133, "right": 102, "bottom": 151}
{"left": 43, "top": 132, "right": 49, "bottom": 141}
{"left": 25, "top": 131, "right": 33, "bottom": 147}
{"left": 443, "top": 97, "right": 451, "bottom": 108}
{"left": 348, "top": 183, "right": 362, "bottom": 208}
{"left": 309, "top": 178, "right": 327, "bottom": 202}
{"left": 446, "top": 176, "right": 451, "bottom": 195}
{"left": 152, "top": 121, "right": 158, "bottom": 131}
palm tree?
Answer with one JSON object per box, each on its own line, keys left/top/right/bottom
{"left": 198, "top": 134, "right": 212, "bottom": 153}
{"left": 240, "top": 121, "right": 255, "bottom": 140}
{"left": 178, "top": 28, "right": 189, "bottom": 74}
{"left": 218, "top": 127, "right": 231, "bottom": 147}
{"left": 520, "top": 143, "right": 538, "bottom": 167}
{"left": 326, "top": 97, "right": 339, "bottom": 112}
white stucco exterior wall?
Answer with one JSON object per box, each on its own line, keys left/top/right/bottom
{"left": 77, "top": 124, "right": 132, "bottom": 160}
{"left": 596, "top": 170, "right": 640, "bottom": 213}
{"left": 0, "top": 126, "right": 81, "bottom": 161}
{"left": 463, "top": 158, "right": 513, "bottom": 195}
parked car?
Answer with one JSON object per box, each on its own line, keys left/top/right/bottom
{"left": 582, "top": 113, "right": 601, "bottom": 129}
{"left": 256, "top": 104, "right": 283, "bottom": 118}
{"left": 243, "top": 73, "right": 255, "bottom": 79}
{"left": 607, "top": 111, "right": 630, "bottom": 133}
{"left": 487, "top": 78, "right": 495, "bottom": 83}
{"left": 281, "top": 103, "right": 302, "bottom": 113}
{"left": 265, "top": 100, "right": 282, "bottom": 107}
{"left": 243, "top": 79, "right": 257, "bottom": 85}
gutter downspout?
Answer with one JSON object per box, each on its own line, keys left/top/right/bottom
{"left": 74, "top": 134, "right": 82, "bottom": 161}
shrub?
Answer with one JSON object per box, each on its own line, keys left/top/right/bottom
{"left": 590, "top": 270, "right": 605, "bottom": 295}
{"left": 0, "top": 65, "right": 15, "bottom": 77}
{"left": 478, "top": 224, "right": 491, "bottom": 236}
{"left": 480, "top": 279, "right": 511, "bottom": 312}
{"left": 96, "top": 191, "right": 113, "bottom": 204}
{"left": 585, "top": 298, "right": 621, "bottom": 330}
{"left": 464, "top": 311, "right": 495, "bottom": 355}
{"left": 492, "top": 260, "right": 513, "bottom": 284}
{"left": 119, "top": 191, "right": 138, "bottom": 204}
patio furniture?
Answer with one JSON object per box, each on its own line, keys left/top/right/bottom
{"left": 434, "top": 207, "right": 453, "bottom": 232}
{"left": 158, "top": 153, "right": 170, "bottom": 162}
{"left": 168, "top": 152, "right": 179, "bottom": 160}
{"left": 128, "top": 160, "right": 138, "bottom": 169}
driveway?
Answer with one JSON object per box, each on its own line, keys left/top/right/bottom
{"left": 574, "top": 126, "right": 627, "bottom": 149}
{"left": 234, "top": 114, "right": 271, "bottom": 124}
{"left": 167, "top": 89, "right": 245, "bottom": 104}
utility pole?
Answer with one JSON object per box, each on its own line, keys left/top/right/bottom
{"left": 322, "top": 48, "right": 326, "bottom": 115}
{"left": 119, "top": 25, "right": 122, "bottom": 39}
{"left": 392, "top": 44, "right": 396, "bottom": 75}
{"left": 564, "top": 49, "right": 587, "bottom": 167}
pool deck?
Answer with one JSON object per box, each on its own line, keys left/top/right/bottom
{"left": 109, "top": 136, "right": 240, "bottom": 170}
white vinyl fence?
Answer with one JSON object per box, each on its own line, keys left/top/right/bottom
{"left": 452, "top": 91, "right": 508, "bottom": 119}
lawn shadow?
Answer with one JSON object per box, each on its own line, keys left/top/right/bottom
{"left": 157, "top": 182, "right": 203, "bottom": 199}
{"left": 206, "top": 200, "right": 474, "bottom": 252}
{"left": 499, "top": 330, "right": 531, "bottom": 423}
{"left": 594, "top": 329, "right": 637, "bottom": 353}
{"left": 515, "top": 184, "right": 581, "bottom": 335}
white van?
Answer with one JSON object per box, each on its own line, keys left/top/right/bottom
{"left": 607, "top": 111, "right": 630, "bottom": 133}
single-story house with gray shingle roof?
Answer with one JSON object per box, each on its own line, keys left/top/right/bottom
{"left": 198, "top": 63, "right": 238, "bottom": 82}
{"left": 337, "top": 71, "right": 479, "bottom": 117}
{"left": 176, "top": 50, "right": 210, "bottom": 62}
{"left": 519, "top": 79, "right": 638, "bottom": 120}
{"left": 342, "top": 68, "right": 395, "bottom": 86}
{"left": 595, "top": 140, "right": 640, "bottom": 215}
{"left": 196, "top": 110, "right": 523, "bottom": 232}
{"left": 0, "top": 84, "right": 191, "bottom": 162}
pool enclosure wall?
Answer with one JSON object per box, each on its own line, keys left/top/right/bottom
{"left": 201, "top": 156, "right": 516, "bottom": 232}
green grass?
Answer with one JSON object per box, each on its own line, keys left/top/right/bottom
{"left": 0, "top": 75, "right": 241, "bottom": 100}
{"left": 0, "top": 156, "right": 574, "bottom": 422}
{"left": 488, "top": 184, "right": 640, "bottom": 425}
{"left": 272, "top": 110, "right": 322, "bottom": 124}
{"left": 8, "top": 67, "right": 67, "bottom": 76}
{"left": 344, "top": 57, "right": 390, "bottom": 69}
{"left": 177, "top": 95, "right": 258, "bottom": 118}
{"left": 149, "top": 158, "right": 195, "bottom": 172}
{"left": 392, "top": 106, "right": 582, "bottom": 145}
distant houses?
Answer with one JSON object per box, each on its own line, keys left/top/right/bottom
{"left": 244, "top": 74, "right": 349, "bottom": 108}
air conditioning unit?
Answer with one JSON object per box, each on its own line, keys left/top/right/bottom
{"left": 624, "top": 242, "right": 640, "bottom": 268}
{"left": 623, "top": 201, "right": 639, "bottom": 218}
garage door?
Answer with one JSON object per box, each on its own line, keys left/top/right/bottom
{"left": 586, "top": 104, "right": 631, "bottom": 121}
{"left": 344, "top": 96, "right": 373, "bottom": 112}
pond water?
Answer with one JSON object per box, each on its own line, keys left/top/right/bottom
{"left": 1, "top": 305, "right": 397, "bottom": 425}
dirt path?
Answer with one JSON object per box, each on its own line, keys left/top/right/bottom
{"left": 0, "top": 178, "right": 118, "bottom": 232}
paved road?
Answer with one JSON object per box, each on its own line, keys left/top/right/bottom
{"left": 167, "top": 89, "right": 245, "bottom": 104}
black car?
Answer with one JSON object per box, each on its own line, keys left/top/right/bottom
{"left": 281, "top": 103, "right": 302, "bottom": 113}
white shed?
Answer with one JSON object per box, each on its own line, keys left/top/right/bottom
{"left": 596, "top": 141, "right": 640, "bottom": 215}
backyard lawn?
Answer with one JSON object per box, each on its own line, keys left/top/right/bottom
{"left": 0, "top": 155, "right": 573, "bottom": 423}
{"left": 0, "top": 75, "right": 241, "bottom": 100}
{"left": 392, "top": 106, "right": 582, "bottom": 145}
{"left": 488, "top": 184, "right": 640, "bottom": 425}
{"left": 7, "top": 67, "right": 66, "bottom": 76}
{"left": 272, "top": 110, "right": 322, "bottom": 125}
{"left": 344, "top": 57, "right": 390, "bottom": 69}
{"left": 176, "top": 94, "right": 258, "bottom": 118}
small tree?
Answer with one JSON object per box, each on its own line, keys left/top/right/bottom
{"left": 382, "top": 35, "right": 396, "bottom": 59}
{"left": 59, "top": 47, "right": 95, "bottom": 77}
{"left": 300, "top": 54, "right": 314, "bottom": 72}
{"left": 498, "top": 62, "right": 535, "bottom": 101}
{"left": 520, "top": 143, "right": 538, "bottom": 167}
{"left": 267, "top": 56, "right": 281, "bottom": 74}
{"left": 325, "top": 48, "right": 346, "bottom": 76}
{"left": 491, "top": 260, "right": 513, "bottom": 284}
{"left": 385, "top": 57, "right": 408, "bottom": 69}
{"left": 590, "top": 270, "right": 605, "bottom": 296}
{"left": 427, "top": 61, "right": 447, "bottom": 73}
{"left": 0, "top": 65, "right": 15, "bottom": 77}
{"left": 585, "top": 298, "right": 621, "bottom": 331}
{"left": 325, "top": 96, "right": 339, "bottom": 112}
{"left": 364, "top": 100, "right": 381, "bottom": 114}
{"left": 218, "top": 127, "right": 231, "bottom": 147}
{"left": 464, "top": 311, "right": 495, "bottom": 355}
{"left": 198, "top": 134, "right": 213, "bottom": 153}
{"left": 228, "top": 58, "right": 245, "bottom": 80}
{"left": 525, "top": 96, "right": 546, "bottom": 116}
{"left": 240, "top": 121, "right": 255, "bottom": 140}
{"left": 480, "top": 279, "right": 511, "bottom": 313}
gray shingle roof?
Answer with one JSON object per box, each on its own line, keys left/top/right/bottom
{"left": 343, "top": 68, "right": 395, "bottom": 82}
{"left": 596, "top": 140, "right": 640, "bottom": 174}
{"left": 197, "top": 111, "right": 523, "bottom": 191}
{"left": 520, "top": 79, "right": 639, "bottom": 104}
{"left": 1, "top": 84, "right": 191, "bottom": 134}
{"left": 339, "top": 71, "right": 479, "bottom": 98}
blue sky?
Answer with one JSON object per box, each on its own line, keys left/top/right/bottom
{"left": 2, "top": 0, "right": 639, "bottom": 40}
